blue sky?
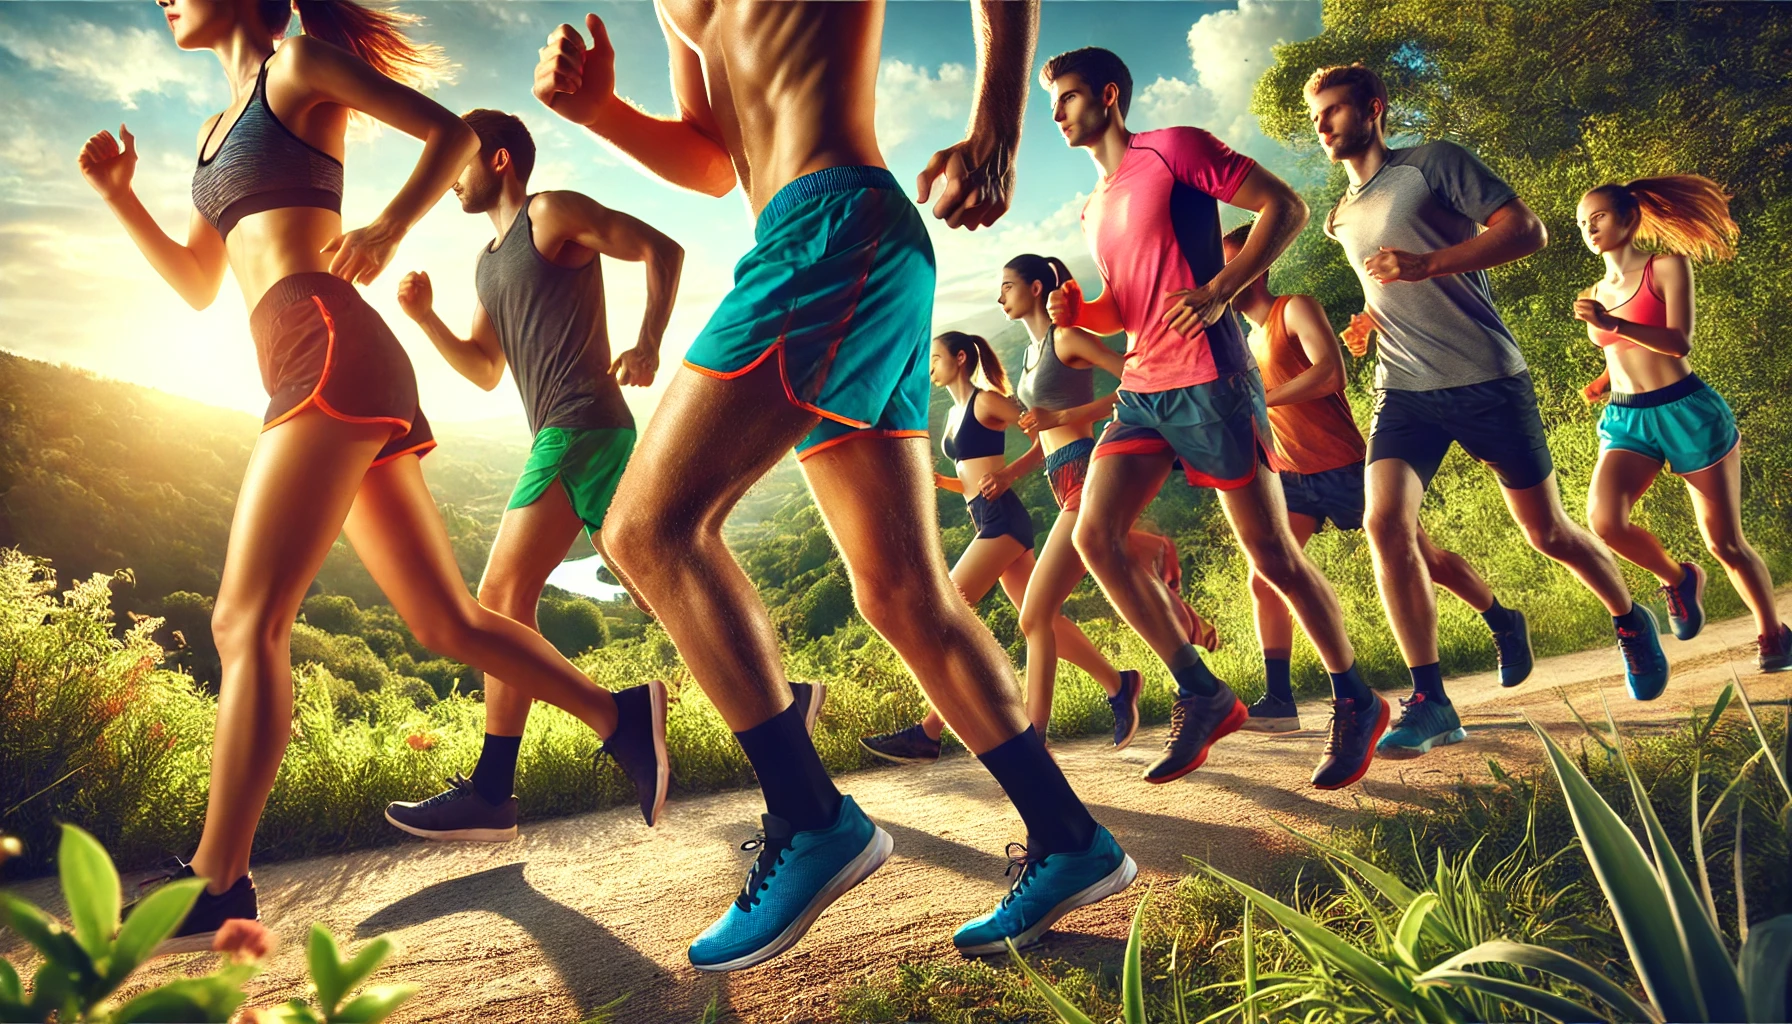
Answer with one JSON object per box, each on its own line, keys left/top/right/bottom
{"left": 0, "top": 0, "right": 1323, "bottom": 431}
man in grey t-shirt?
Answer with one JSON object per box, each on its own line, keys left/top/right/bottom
{"left": 1304, "top": 64, "right": 1668, "bottom": 757}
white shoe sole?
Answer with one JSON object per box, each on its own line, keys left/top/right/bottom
{"left": 147, "top": 920, "right": 270, "bottom": 959}
{"left": 957, "top": 854, "right": 1140, "bottom": 957}
{"left": 382, "top": 811, "right": 518, "bottom": 843}
{"left": 691, "top": 825, "right": 894, "bottom": 972}
{"left": 801, "top": 681, "right": 828, "bottom": 734}
{"left": 859, "top": 738, "right": 939, "bottom": 766}
{"left": 1377, "top": 726, "right": 1468, "bottom": 760}
{"left": 647, "top": 679, "right": 670, "bottom": 826}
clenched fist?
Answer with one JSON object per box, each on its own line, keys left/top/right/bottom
{"left": 534, "top": 13, "right": 617, "bottom": 127}
{"left": 397, "top": 271, "right": 434, "bottom": 320}
{"left": 78, "top": 125, "right": 138, "bottom": 201}
{"left": 1342, "top": 311, "right": 1378, "bottom": 357}
{"left": 1047, "top": 280, "right": 1083, "bottom": 328}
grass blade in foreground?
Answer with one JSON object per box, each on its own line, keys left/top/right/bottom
{"left": 1421, "top": 940, "right": 1660, "bottom": 1023}
{"left": 1004, "top": 938, "right": 1097, "bottom": 1024}
{"left": 1122, "top": 894, "right": 1147, "bottom": 1024}
{"left": 1415, "top": 970, "right": 1602, "bottom": 1023}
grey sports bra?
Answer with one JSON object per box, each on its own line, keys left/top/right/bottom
{"left": 1016, "top": 327, "right": 1095, "bottom": 412}
{"left": 191, "top": 55, "right": 344, "bottom": 239}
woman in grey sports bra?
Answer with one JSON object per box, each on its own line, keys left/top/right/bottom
{"left": 78, "top": 0, "right": 666, "bottom": 952}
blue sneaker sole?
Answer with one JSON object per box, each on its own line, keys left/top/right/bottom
{"left": 1376, "top": 726, "right": 1468, "bottom": 760}
{"left": 690, "top": 825, "right": 894, "bottom": 972}
{"left": 956, "top": 854, "right": 1139, "bottom": 957}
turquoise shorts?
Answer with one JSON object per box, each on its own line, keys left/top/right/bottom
{"left": 508, "top": 426, "right": 635, "bottom": 537}
{"left": 682, "top": 166, "right": 935, "bottom": 460}
{"left": 1598, "top": 374, "right": 1738, "bottom": 475}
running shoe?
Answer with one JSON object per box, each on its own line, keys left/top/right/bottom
{"left": 1241, "top": 693, "right": 1300, "bottom": 733}
{"left": 952, "top": 826, "right": 1137, "bottom": 956}
{"left": 1142, "top": 683, "right": 1247, "bottom": 784}
{"left": 860, "top": 723, "right": 942, "bottom": 765}
{"left": 1491, "top": 607, "right": 1534, "bottom": 688}
{"left": 1375, "top": 693, "right": 1466, "bottom": 760}
{"left": 790, "top": 681, "right": 827, "bottom": 734}
{"left": 1311, "top": 694, "right": 1390, "bottom": 789}
{"left": 688, "top": 796, "right": 892, "bottom": 972}
{"left": 384, "top": 773, "right": 519, "bottom": 842}
{"left": 1661, "top": 562, "right": 1707, "bottom": 641}
{"left": 1108, "top": 670, "right": 1142, "bottom": 749}
{"left": 124, "top": 861, "right": 259, "bottom": 958}
{"left": 1616, "top": 607, "right": 1670, "bottom": 700}
{"left": 1758, "top": 623, "right": 1792, "bottom": 673}
{"left": 598, "top": 680, "right": 670, "bottom": 825}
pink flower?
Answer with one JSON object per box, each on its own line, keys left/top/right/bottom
{"left": 212, "top": 918, "right": 277, "bottom": 962}
{"left": 405, "top": 733, "right": 436, "bottom": 751}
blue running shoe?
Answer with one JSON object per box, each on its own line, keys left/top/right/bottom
{"left": 1491, "top": 608, "right": 1534, "bottom": 688}
{"left": 1109, "top": 670, "right": 1142, "bottom": 750}
{"left": 1759, "top": 623, "right": 1792, "bottom": 673}
{"left": 1661, "top": 562, "right": 1706, "bottom": 641}
{"left": 1374, "top": 693, "right": 1466, "bottom": 760}
{"left": 1617, "top": 606, "right": 1670, "bottom": 700}
{"left": 860, "top": 723, "right": 942, "bottom": 765}
{"left": 953, "top": 826, "right": 1137, "bottom": 956}
{"left": 688, "top": 796, "right": 892, "bottom": 972}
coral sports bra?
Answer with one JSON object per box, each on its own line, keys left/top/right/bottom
{"left": 1590, "top": 255, "right": 1667, "bottom": 350}
{"left": 191, "top": 55, "right": 344, "bottom": 239}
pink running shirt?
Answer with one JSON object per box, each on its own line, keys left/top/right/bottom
{"left": 1080, "top": 127, "right": 1257, "bottom": 393}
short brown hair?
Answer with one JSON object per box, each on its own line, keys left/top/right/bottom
{"left": 1041, "top": 47, "right": 1133, "bottom": 119}
{"left": 1305, "top": 63, "right": 1389, "bottom": 130}
{"left": 462, "top": 109, "right": 536, "bottom": 187}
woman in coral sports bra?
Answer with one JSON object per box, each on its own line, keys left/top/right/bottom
{"left": 1574, "top": 175, "right": 1788, "bottom": 671}
{"left": 77, "top": 0, "right": 668, "bottom": 951}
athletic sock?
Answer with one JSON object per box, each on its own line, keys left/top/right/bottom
{"left": 470, "top": 733, "right": 522, "bottom": 805}
{"left": 1169, "top": 644, "right": 1220, "bottom": 699}
{"left": 1263, "top": 655, "right": 1294, "bottom": 704}
{"left": 1614, "top": 603, "right": 1649, "bottom": 633}
{"left": 977, "top": 726, "right": 1098, "bottom": 857}
{"left": 1480, "top": 597, "right": 1515, "bottom": 632}
{"left": 1329, "top": 663, "right": 1373, "bottom": 705}
{"left": 1409, "top": 663, "right": 1448, "bottom": 705}
{"left": 734, "top": 702, "right": 842, "bottom": 833}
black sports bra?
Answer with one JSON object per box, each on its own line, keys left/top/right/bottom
{"left": 191, "top": 55, "right": 344, "bottom": 239}
{"left": 942, "top": 390, "right": 1008, "bottom": 461}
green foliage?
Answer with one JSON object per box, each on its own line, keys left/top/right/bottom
{"left": 537, "top": 589, "right": 610, "bottom": 657}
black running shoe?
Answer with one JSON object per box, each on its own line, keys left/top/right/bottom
{"left": 790, "top": 681, "right": 827, "bottom": 735}
{"left": 1311, "top": 694, "right": 1390, "bottom": 789}
{"left": 384, "top": 773, "right": 519, "bottom": 842}
{"left": 125, "top": 861, "right": 259, "bottom": 958}
{"left": 1241, "top": 693, "right": 1300, "bottom": 733}
{"left": 1142, "top": 683, "right": 1246, "bottom": 784}
{"left": 1108, "top": 670, "right": 1142, "bottom": 750}
{"left": 600, "top": 680, "right": 670, "bottom": 826}
{"left": 1662, "top": 562, "right": 1707, "bottom": 641}
{"left": 859, "top": 723, "right": 942, "bottom": 765}
{"left": 1491, "top": 608, "right": 1534, "bottom": 688}
{"left": 1759, "top": 623, "right": 1792, "bottom": 673}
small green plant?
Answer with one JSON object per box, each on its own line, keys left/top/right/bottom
{"left": 0, "top": 824, "right": 415, "bottom": 1023}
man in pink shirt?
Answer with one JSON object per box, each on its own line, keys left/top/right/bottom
{"left": 1044, "top": 47, "right": 1384, "bottom": 791}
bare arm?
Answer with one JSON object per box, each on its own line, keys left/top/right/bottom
{"left": 78, "top": 124, "right": 229, "bottom": 309}
{"left": 916, "top": 0, "right": 1039, "bottom": 229}
{"left": 935, "top": 471, "right": 966, "bottom": 494}
{"left": 1053, "top": 325, "right": 1126, "bottom": 377}
{"left": 1366, "top": 198, "right": 1547, "bottom": 284}
{"left": 535, "top": 192, "right": 685, "bottom": 385}
{"left": 1020, "top": 393, "right": 1118, "bottom": 434}
{"left": 1263, "top": 295, "right": 1347, "bottom": 408}
{"left": 1164, "top": 165, "right": 1307, "bottom": 336}
{"left": 1049, "top": 278, "right": 1125, "bottom": 337}
{"left": 1573, "top": 255, "right": 1694, "bottom": 357}
{"left": 396, "top": 271, "right": 504, "bottom": 390}
{"left": 533, "top": 14, "right": 734, "bottom": 197}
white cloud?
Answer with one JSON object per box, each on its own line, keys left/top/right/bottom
{"left": 874, "top": 60, "right": 970, "bottom": 151}
{"left": 0, "top": 21, "right": 218, "bottom": 111}
{"left": 924, "top": 191, "right": 1092, "bottom": 332}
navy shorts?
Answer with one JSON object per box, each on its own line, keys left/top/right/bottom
{"left": 1281, "top": 460, "right": 1366, "bottom": 532}
{"left": 968, "top": 490, "right": 1035, "bottom": 550}
{"left": 1367, "top": 372, "right": 1552, "bottom": 490}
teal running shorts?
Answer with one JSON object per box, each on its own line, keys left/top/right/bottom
{"left": 1598, "top": 374, "right": 1738, "bottom": 475}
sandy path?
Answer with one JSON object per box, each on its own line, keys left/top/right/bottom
{"left": 9, "top": 597, "right": 1789, "bottom": 1023}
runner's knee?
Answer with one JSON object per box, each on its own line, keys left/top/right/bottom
{"left": 212, "top": 598, "right": 291, "bottom": 660}
{"left": 1364, "top": 506, "right": 1416, "bottom": 553}
{"left": 1072, "top": 515, "right": 1126, "bottom": 572}
{"left": 1704, "top": 532, "right": 1750, "bottom": 567}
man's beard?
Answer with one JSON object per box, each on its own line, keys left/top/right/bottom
{"left": 460, "top": 177, "right": 501, "bottom": 213}
{"left": 1328, "top": 120, "right": 1375, "bottom": 161}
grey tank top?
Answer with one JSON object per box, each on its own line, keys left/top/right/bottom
{"left": 1016, "top": 327, "right": 1094, "bottom": 412}
{"left": 475, "top": 193, "right": 633, "bottom": 435}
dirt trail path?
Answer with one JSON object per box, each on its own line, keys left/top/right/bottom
{"left": 14, "top": 598, "right": 1791, "bottom": 1023}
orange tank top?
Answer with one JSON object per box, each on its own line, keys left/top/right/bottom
{"left": 1246, "top": 295, "right": 1367, "bottom": 474}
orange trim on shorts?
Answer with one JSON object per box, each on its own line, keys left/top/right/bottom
{"left": 796, "top": 428, "right": 929, "bottom": 461}
{"left": 260, "top": 295, "right": 411, "bottom": 440}
{"left": 682, "top": 342, "right": 874, "bottom": 431}
{"left": 1093, "top": 436, "right": 1175, "bottom": 459}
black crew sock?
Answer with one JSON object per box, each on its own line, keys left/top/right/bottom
{"left": 1409, "top": 662, "right": 1448, "bottom": 705}
{"left": 734, "top": 702, "right": 842, "bottom": 833}
{"left": 1480, "top": 597, "right": 1515, "bottom": 632}
{"left": 470, "top": 733, "right": 522, "bottom": 805}
{"left": 1613, "top": 603, "right": 1649, "bottom": 632}
{"left": 1169, "top": 644, "right": 1220, "bottom": 699}
{"left": 1329, "top": 663, "right": 1373, "bottom": 705}
{"left": 977, "top": 726, "right": 1098, "bottom": 857}
{"left": 1263, "top": 655, "right": 1294, "bottom": 704}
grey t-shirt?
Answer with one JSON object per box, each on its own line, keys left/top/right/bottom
{"left": 1325, "top": 141, "right": 1526, "bottom": 391}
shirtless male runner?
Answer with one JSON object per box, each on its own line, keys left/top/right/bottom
{"left": 1042, "top": 47, "right": 1382, "bottom": 791}
{"left": 1307, "top": 63, "right": 1666, "bottom": 747}
{"left": 533, "top": 2, "right": 1135, "bottom": 971}
{"left": 1219, "top": 224, "right": 1533, "bottom": 756}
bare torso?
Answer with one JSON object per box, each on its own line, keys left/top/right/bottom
{"left": 658, "top": 0, "right": 887, "bottom": 215}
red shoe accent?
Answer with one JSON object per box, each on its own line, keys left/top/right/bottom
{"left": 1145, "top": 699, "right": 1248, "bottom": 785}
{"left": 1312, "top": 696, "right": 1391, "bottom": 792}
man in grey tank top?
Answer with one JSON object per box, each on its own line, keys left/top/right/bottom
{"left": 383, "top": 109, "right": 707, "bottom": 840}
{"left": 1307, "top": 64, "right": 1667, "bottom": 758}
